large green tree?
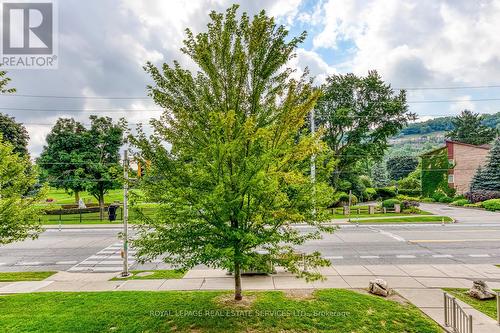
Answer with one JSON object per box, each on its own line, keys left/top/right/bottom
{"left": 386, "top": 155, "right": 418, "bottom": 181}
{"left": 0, "top": 113, "right": 29, "bottom": 156}
{"left": 470, "top": 137, "right": 500, "bottom": 192}
{"left": 314, "top": 71, "right": 415, "bottom": 190}
{"left": 84, "top": 116, "right": 123, "bottom": 219}
{"left": 0, "top": 135, "right": 44, "bottom": 244}
{"left": 0, "top": 70, "right": 29, "bottom": 156}
{"left": 38, "top": 118, "right": 89, "bottom": 203}
{"left": 38, "top": 116, "right": 123, "bottom": 217}
{"left": 446, "top": 110, "right": 498, "bottom": 145}
{"left": 132, "top": 6, "right": 333, "bottom": 301}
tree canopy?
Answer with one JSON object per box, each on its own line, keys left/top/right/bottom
{"left": 0, "top": 135, "right": 44, "bottom": 245}
{"left": 386, "top": 156, "right": 418, "bottom": 181}
{"left": 132, "top": 5, "right": 333, "bottom": 301}
{"left": 445, "top": 110, "right": 498, "bottom": 145}
{"left": 314, "top": 71, "right": 415, "bottom": 190}
{"left": 470, "top": 137, "right": 500, "bottom": 192}
{"left": 38, "top": 116, "right": 123, "bottom": 214}
{"left": 0, "top": 113, "right": 29, "bottom": 157}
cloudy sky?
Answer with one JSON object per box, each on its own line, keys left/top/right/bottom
{"left": 2, "top": 0, "right": 500, "bottom": 156}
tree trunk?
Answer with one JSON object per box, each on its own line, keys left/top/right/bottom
{"left": 74, "top": 191, "right": 80, "bottom": 204}
{"left": 234, "top": 260, "right": 242, "bottom": 301}
{"left": 99, "top": 195, "right": 105, "bottom": 220}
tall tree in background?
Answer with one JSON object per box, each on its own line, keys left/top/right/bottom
{"left": 0, "top": 135, "right": 45, "bottom": 244}
{"left": 0, "top": 113, "right": 29, "bottom": 156}
{"left": 84, "top": 116, "right": 123, "bottom": 219}
{"left": 386, "top": 156, "right": 418, "bottom": 181}
{"left": 38, "top": 116, "right": 123, "bottom": 216}
{"left": 446, "top": 110, "right": 497, "bottom": 145}
{"left": 132, "top": 5, "right": 333, "bottom": 301}
{"left": 38, "top": 119, "right": 89, "bottom": 203}
{"left": 470, "top": 137, "right": 500, "bottom": 192}
{"left": 314, "top": 71, "right": 415, "bottom": 190}
{"left": 0, "top": 70, "right": 29, "bottom": 156}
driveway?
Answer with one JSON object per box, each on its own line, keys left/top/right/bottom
{"left": 420, "top": 203, "right": 500, "bottom": 223}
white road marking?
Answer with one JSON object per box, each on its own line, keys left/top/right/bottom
{"left": 432, "top": 254, "right": 453, "bottom": 258}
{"left": 15, "top": 261, "right": 43, "bottom": 266}
{"left": 360, "top": 255, "right": 380, "bottom": 259}
{"left": 55, "top": 261, "right": 78, "bottom": 265}
{"left": 0, "top": 263, "right": 7, "bottom": 266}
{"left": 324, "top": 256, "right": 344, "bottom": 259}
{"left": 396, "top": 255, "right": 416, "bottom": 258}
{"left": 469, "top": 254, "right": 490, "bottom": 258}
{"left": 369, "top": 227, "right": 406, "bottom": 242}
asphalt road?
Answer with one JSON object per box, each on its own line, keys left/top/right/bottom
{"left": 1, "top": 221, "right": 500, "bottom": 272}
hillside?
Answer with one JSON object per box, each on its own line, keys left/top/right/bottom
{"left": 398, "top": 111, "right": 500, "bottom": 136}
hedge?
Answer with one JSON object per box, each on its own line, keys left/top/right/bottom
{"left": 483, "top": 199, "right": 500, "bottom": 212}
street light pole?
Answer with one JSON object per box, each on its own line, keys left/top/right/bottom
{"left": 310, "top": 108, "right": 316, "bottom": 217}
{"left": 122, "top": 149, "right": 130, "bottom": 277}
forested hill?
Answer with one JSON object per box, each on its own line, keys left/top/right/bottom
{"left": 398, "top": 111, "right": 500, "bottom": 136}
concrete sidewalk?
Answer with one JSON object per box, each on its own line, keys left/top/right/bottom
{"left": 2, "top": 264, "right": 500, "bottom": 293}
{"left": 398, "top": 288, "right": 500, "bottom": 333}
{"left": 1, "top": 264, "right": 500, "bottom": 332}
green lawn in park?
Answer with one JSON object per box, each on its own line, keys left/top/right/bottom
{"left": 0, "top": 271, "right": 56, "bottom": 282}
{"left": 0, "top": 290, "right": 441, "bottom": 333}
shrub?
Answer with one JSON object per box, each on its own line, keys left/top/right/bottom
{"left": 398, "top": 188, "right": 421, "bottom": 196}
{"left": 451, "top": 199, "right": 469, "bottom": 206}
{"left": 465, "top": 191, "right": 500, "bottom": 203}
{"left": 404, "top": 207, "right": 421, "bottom": 214}
{"left": 382, "top": 199, "right": 401, "bottom": 208}
{"left": 375, "top": 187, "right": 396, "bottom": 200}
{"left": 438, "top": 196, "right": 454, "bottom": 203}
{"left": 422, "top": 198, "right": 436, "bottom": 203}
{"left": 397, "top": 195, "right": 420, "bottom": 202}
{"left": 483, "top": 199, "right": 500, "bottom": 212}
{"left": 332, "top": 192, "right": 358, "bottom": 207}
{"left": 363, "top": 188, "right": 377, "bottom": 201}
{"left": 401, "top": 200, "right": 420, "bottom": 210}
{"left": 464, "top": 203, "right": 483, "bottom": 208}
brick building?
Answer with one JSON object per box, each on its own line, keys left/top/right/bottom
{"left": 421, "top": 140, "right": 491, "bottom": 195}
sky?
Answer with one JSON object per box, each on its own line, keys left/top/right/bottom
{"left": 2, "top": 0, "right": 500, "bottom": 156}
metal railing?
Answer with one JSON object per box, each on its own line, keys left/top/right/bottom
{"left": 444, "top": 292, "right": 473, "bottom": 333}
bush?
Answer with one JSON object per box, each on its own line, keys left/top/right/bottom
{"left": 332, "top": 192, "right": 358, "bottom": 207}
{"left": 401, "top": 200, "right": 420, "bottom": 210}
{"left": 382, "top": 199, "right": 401, "bottom": 208}
{"left": 464, "top": 203, "right": 483, "bottom": 208}
{"left": 422, "top": 198, "right": 436, "bottom": 203}
{"left": 398, "top": 189, "right": 421, "bottom": 196}
{"left": 404, "top": 206, "right": 421, "bottom": 214}
{"left": 482, "top": 199, "right": 500, "bottom": 211}
{"left": 438, "top": 196, "right": 454, "bottom": 203}
{"left": 363, "top": 188, "right": 377, "bottom": 201}
{"left": 451, "top": 199, "right": 469, "bottom": 206}
{"left": 375, "top": 187, "right": 396, "bottom": 200}
{"left": 465, "top": 191, "right": 500, "bottom": 203}
{"left": 397, "top": 195, "right": 420, "bottom": 202}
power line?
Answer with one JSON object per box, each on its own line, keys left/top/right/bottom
{"left": 397, "top": 84, "right": 500, "bottom": 91}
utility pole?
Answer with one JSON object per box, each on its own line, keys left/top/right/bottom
{"left": 122, "top": 150, "right": 130, "bottom": 277}
{"left": 310, "top": 108, "right": 316, "bottom": 217}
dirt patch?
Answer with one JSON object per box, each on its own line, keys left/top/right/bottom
{"left": 284, "top": 289, "right": 316, "bottom": 301}
{"left": 214, "top": 294, "right": 258, "bottom": 309}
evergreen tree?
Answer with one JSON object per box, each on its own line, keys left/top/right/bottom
{"left": 371, "top": 162, "right": 390, "bottom": 187}
{"left": 471, "top": 137, "right": 500, "bottom": 191}
{"left": 446, "top": 110, "right": 497, "bottom": 145}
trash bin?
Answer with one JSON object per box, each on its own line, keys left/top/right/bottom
{"left": 108, "top": 204, "right": 119, "bottom": 222}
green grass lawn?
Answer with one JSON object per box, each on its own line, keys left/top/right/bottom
{"left": 353, "top": 216, "right": 453, "bottom": 223}
{"left": 110, "top": 270, "right": 185, "bottom": 281}
{"left": 43, "top": 188, "right": 126, "bottom": 205}
{"left": 0, "top": 290, "right": 441, "bottom": 333}
{"left": 0, "top": 271, "right": 56, "bottom": 282}
{"left": 445, "top": 288, "right": 499, "bottom": 320}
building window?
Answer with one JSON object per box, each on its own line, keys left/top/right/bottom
{"left": 448, "top": 174, "right": 454, "bottom": 184}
